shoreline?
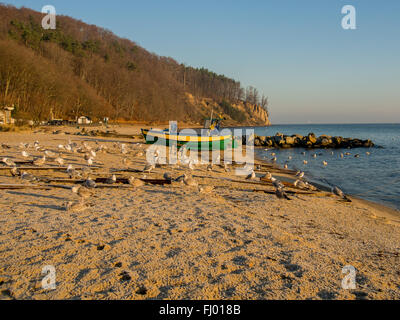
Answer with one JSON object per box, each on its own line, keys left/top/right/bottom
{"left": 1, "top": 127, "right": 400, "bottom": 300}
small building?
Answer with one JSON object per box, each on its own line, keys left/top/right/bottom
{"left": 0, "top": 107, "right": 15, "bottom": 125}
{"left": 77, "top": 116, "right": 92, "bottom": 125}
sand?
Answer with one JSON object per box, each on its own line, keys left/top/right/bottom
{"left": 0, "top": 126, "right": 399, "bottom": 300}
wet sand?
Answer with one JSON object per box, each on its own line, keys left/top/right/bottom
{"left": 0, "top": 126, "right": 399, "bottom": 300}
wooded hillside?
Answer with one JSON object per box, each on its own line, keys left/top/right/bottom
{"left": 0, "top": 4, "right": 270, "bottom": 125}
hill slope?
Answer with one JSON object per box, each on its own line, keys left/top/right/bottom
{"left": 0, "top": 4, "right": 270, "bottom": 125}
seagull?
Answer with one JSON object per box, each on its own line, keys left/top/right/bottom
{"left": 283, "top": 164, "right": 288, "bottom": 169}
{"left": 188, "top": 160, "right": 195, "bottom": 171}
{"left": 198, "top": 185, "right": 214, "bottom": 193}
{"left": 105, "top": 174, "right": 117, "bottom": 184}
{"left": 72, "top": 186, "right": 93, "bottom": 200}
{"left": 55, "top": 156, "right": 64, "bottom": 166}
{"left": 288, "top": 156, "right": 292, "bottom": 160}
{"left": 143, "top": 164, "right": 155, "bottom": 173}
{"left": 163, "top": 172, "right": 173, "bottom": 181}
{"left": 271, "top": 153, "right": 276, "bottom": 157}
{"left": 84, "top": 177, "right": 97, "bottom": 189}
{"left": 128, "top": 176, "right": 145, "bottom": 187}
{"left": 122, "top": 158, "right": 133, "bottom": 167}
{"left": 303, "top": 160, "right": 308, "bottom": 165}
{"left": 87, "top": 157, "right": 94, "bottom": 166}
{"left": 33, "top": 156, "right": 46, "bottom": 166}
{"left": 322, "top": 161, "right": 328, "bottom": 166}
{"left": 81, "top": 166, "right": 92, "bottom": 179}
{"left": 305, "top": 182, "right": 317, "bottom": 191}
{"left": 354, "top": 154, "right": 360, "bottom": 158}
{"left": 45, "top": 150, "right": 56, "bottom": 157}
{"left": 271, "top": 157, "right": 277, "bottom": 162}
{"left": 65, "top": 144, "right": 72, "bottom": 152}
{"left": 21, "top": 171, "right": 37, "bottom": 182}
{"left": 207, "top": 164, "right": 213, "bottom": 172}
{"left": 10, "top": 166, "right": 20, "bottom": 177}
{"left": 271, "top": 177, "right": 285, "bottom": 189}
{"left": 58, "top": 144, "right": 65, "bottom": 151}
{"left": 294, "top": 179, "right": 307, "bottom": 189}
{"left": 65, "top": 201, "right": 88, "bottom": 212}
{"left": 2, "top": 158, "right": 16, "bottom": 167}
{"left": 296, "top": 171, "right": 305, "bottom": 179}
{"left": 340, "top": 153, "right": 344, "bottom": 158}
{"left": 175, "top": 174, "right": 187, "bottom": 183}
{"left": 262, "top": 172, "right": 272, "bottom": 180}
{"left": 21, "top": 151, "right": 30, "bottom": 158}
{"left": 366, "top": 152, "right": 371, "bottom": 156}
{"left": 332, "top": 186, "right": 351, "bottom": 202}
{"left": 275, "top": 187, "right": 291, "bottom": 200}
{"left": 246, "top": 170, "right": 257, "bottom": 180}
{"left": 183, "top": 175, "right": 198, "bottom": 187}
{"left": 313, "top": 154, "right": 317, "bottom": 158}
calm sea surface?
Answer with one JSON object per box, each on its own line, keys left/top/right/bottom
{"left": 233, "top": 124, "right": 400, "bottom": 210}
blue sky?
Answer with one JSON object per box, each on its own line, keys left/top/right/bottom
{"left": 4, "top": 0, "right": 400, "bottom": 123}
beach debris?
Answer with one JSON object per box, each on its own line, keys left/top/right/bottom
{"left": 45, "top": 150, "right": 56, "bottom": 157}
{"left": 332, "top": 186, "right": 351, "bottom": 202}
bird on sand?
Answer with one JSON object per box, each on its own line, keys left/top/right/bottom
{"left": 87, "top": 157, "right": 94, "bottom": 166}
{"left": 65, "top": 201, "right": 88, "bottom": 212}
{"left": 207, "top": 164, "right": 213, "bottom": 172}
{"left": 262, "top": 171, "right": 272, "bottom": 180}
{"left": 295, "top": 171, "right": 305, "bottom": 179}
{"left": 21, "top": 151, "right": 30, "bottom": 158}
{"left": 122, "top": 158, "right": 133, "bottom": 167}
{"left": 72, "top": 186, "right": 93, "bottom": 200}
{"left": 275, "top": 187, "right": 291, "bottom": 200}
{"left": 45, "top": 150, "right": 56, "bottom": 158}
{"left": 10, "top": 166, "right": 20, "bottom": 177}
{"left": 2, "top": 158, "right": 16, "bottom": 167}
{"left": 246, "top": 170, "right": 257, "bottom": 180}
{"left": 163, "top": 172, "right": 173, "bottom": 181}
{"left": 271, "top": 177, "right": 285, "bottom": 190}
{"left": 143, "top": 164, "right": 155, "bottom": 173}
{"left": 105, "top": 174, "right": 117, "bottom": 184}
{"left": 54, "top": 155, "right": 64, "bottom": 166}
{"left": 198, "top": 185, "right": 214, "bottom": 193}
{"left": 294, "top": 179, "right": 308, "bottom": 190}
{"left": 33, "top": 156, "right": 46, "bottom": 166}
{"left": 128, "top": 176, "right": 145, "bottom": 188}
{"left": 183, "top": 175, "right": 198, "bottom": 187}
{"left": 21, "top": 171, "right": 37, "bottom": 182}
{"left": 84, "top": 177, "right": 97, "bottom": 189}
{"left": 332, "top": 186, "right": 351, "bottom": 202}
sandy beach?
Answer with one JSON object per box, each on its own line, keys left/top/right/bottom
{"left": 0, "top": 125, "right": 399, "bottom": 300}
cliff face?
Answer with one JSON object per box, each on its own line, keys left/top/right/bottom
{"left": 185, "top": 94, "right": 271, "bottom": 126}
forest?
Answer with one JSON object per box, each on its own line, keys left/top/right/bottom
{"left": 0, "top": 4, "right": 269, "bottom": 124}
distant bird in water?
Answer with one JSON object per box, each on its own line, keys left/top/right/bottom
{"left": 332, "top": 186, "right": 351, "bottom": 202}
{"left": 322, "top": 161, "right": 328, "bottom": 166}
{"left": 271, "top": 157, "right": 277, "bottom": 162}
{"left": 303, "top": 160, "right": 308, "bottom": 165}
{"left": 366, "top": 152, "right": 371, "bottom": 156}
{"left": 354, "top": 154, "right": 360, "bottom": 158}
{"left": 283, "top": 164, "right": 288, "bottom": 169}
{"left": 340, "top": 153, "right": 344, "bottom": 159}
{"left": 288, "top": 156, "right": 292, "bottom": 160}
{"left": 313, "top": 153, "right": 317, "bottom": 158}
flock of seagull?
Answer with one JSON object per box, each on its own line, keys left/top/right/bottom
{"left": 0, "top": 139, "right": 353, "bottom": 211}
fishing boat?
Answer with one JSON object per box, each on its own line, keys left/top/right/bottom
{"left": 141, "top": 128, "right": 237, "bottom": 151}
